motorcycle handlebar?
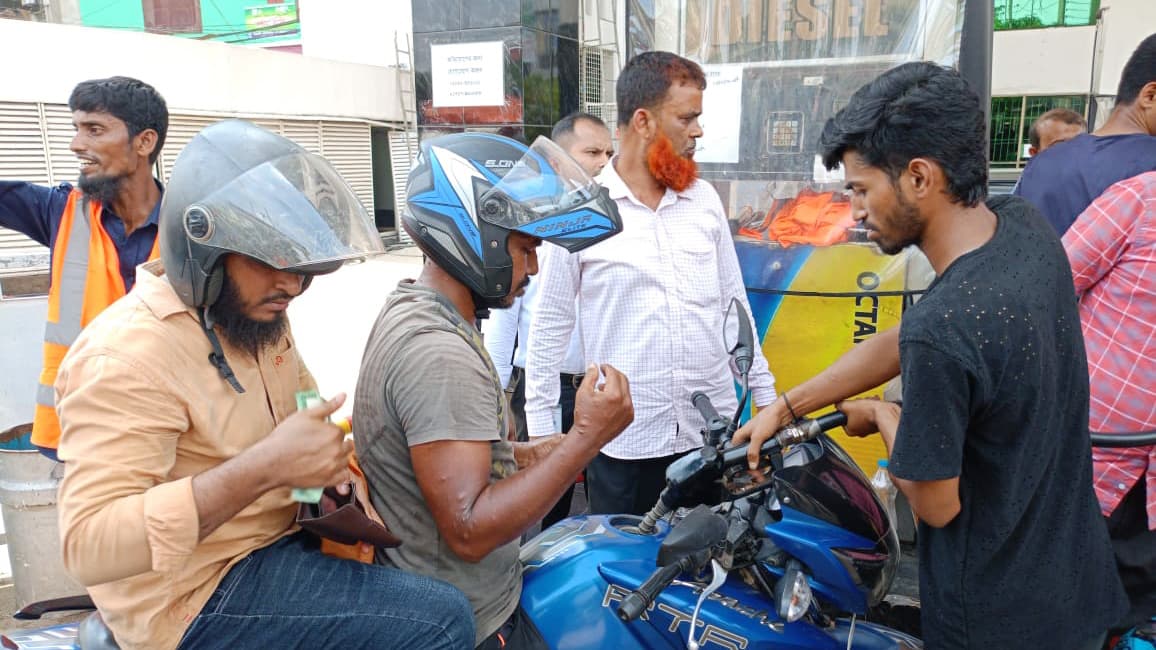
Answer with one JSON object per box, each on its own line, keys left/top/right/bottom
{"left": 692, "top": 391, "right": 723, "bottom": 425}
{"left": 1090, "top": 432, "right": 1156, "bottom": 448}
{"left": 812, "top": 411, "right": 849, "bottom": 433}
{"left": 617, "top": 557, "right": 693, "bottom": 622}
{"left": 718, "top": 410, "right": 848, "bottom": 469}
{"left": 692, "top": 391, "right": 729, "bottom": 446}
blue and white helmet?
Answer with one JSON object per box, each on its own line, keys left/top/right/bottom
{"left": 403, "top": 133, "right": 622, "bottom": 309}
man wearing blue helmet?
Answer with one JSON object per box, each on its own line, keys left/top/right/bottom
{"left": 354, "top": 134, "right": 635, "bottom": 648}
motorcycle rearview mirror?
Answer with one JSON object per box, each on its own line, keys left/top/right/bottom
{"left": 656, "top": 505, "right": 727, "bottom": 567}
{"left": 723, "top": 298, "right": 754, "bottom": 376}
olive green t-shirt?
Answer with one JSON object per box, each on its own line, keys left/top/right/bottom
{"left": 354, "top": 282, "right": 519, "bottom": 644}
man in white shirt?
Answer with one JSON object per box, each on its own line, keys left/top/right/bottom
{"left": 524, "top": 52, "right": 777, "bottom": 515}
{"left": 483, "top": 112, "right": 614, "bottom": 526}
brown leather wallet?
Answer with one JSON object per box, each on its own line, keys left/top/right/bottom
{"left": 296, "top": 483, "right": 401, "bottom": 548}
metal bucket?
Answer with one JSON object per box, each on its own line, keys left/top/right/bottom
{"left": 0, "top": 448, "right": 84, "bottom": 607}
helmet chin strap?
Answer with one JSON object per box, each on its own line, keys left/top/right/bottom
{"left": 199, "top": 307, "right": 246, "bottom": 394}
{"left": 473, "top": 300, "right": 491, "bottom": 321}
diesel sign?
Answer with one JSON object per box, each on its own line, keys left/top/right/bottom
{"left": 684, "top": 0, "right": 918, "bottom": 63}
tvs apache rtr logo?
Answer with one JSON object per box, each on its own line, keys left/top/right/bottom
{"left": 602, "top": 583, "right": 761, "bottom": 649}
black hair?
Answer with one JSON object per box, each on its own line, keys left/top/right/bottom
{"left": 551, "top": 112, "right": 608, "bottom": 141}
{"left": 616, "top": 51, "right": 706, "bottom": 127}
{"left": 1028, "top": 108, "right": 1086, "bottom": 149}
{"left": 1116, "top": 32, "right": 1156, "bottom": 105}
{"left": 819, "top": 62, "right": 987, "bottom": 207}
{"left": 69, "top": 76, "right": 169, "bottom": 165}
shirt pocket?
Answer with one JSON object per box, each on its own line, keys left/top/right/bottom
{"left": 674, "top": 243, "right": 719, "bottom": 308}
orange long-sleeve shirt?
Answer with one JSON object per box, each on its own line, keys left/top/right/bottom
{"left": 55, "top": 261, "right": 314, "bottom": 650}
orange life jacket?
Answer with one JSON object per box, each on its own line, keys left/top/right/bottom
{"left": 31, "top": 190, "right": 160, "bottom": 450}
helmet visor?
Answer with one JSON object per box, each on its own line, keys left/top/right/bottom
{"left": 479, "top": 136, "right": 600, "bottom": 227}
{"left": 477, "top": 136, "right": 621, "bottom": 251}
{"left": 184, "top": 152, "right": 384, "bottom": 273}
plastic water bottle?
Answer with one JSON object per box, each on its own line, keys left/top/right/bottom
{"left": 872, "top": 458, "right": 899, "bottom": 528}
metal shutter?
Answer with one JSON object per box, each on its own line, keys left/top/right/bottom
{"left": 160, "top": 116, "right": 286, "bottom": 182}
{"left": 388, "top": 131, "right": 417, "bottom": 244}
{"left": 43, "top": 103, "right": 80, "bottom": 187}
{"left": 320, "top": 121, "right": 374, "bottom": 215}
{"left": 2, "top": 110, "right": 382, "bottom": 256}
{"left": 248, "top": 119, "right": 284, "bottom": 136}
{"left": 0, "top": 102, "right": 50, "bottom": 253}
{"left": 280, "top": 121, "right": 323, "bottom": 155}
{"left": 159, "top": 115, "right": 217, "bottom": 183}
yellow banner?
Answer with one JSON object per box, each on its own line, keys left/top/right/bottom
{"left": 760, "top": 243, "right": 905, "bottom": 474}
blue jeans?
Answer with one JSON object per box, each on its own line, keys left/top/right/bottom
{"left": 177, "top": 533, "right": 474, "bottom": 649}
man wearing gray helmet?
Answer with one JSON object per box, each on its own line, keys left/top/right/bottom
{"left": 54, "top": 120, "right": 474, "bottom": 650}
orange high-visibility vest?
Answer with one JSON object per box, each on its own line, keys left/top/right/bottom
{"left": 31, "top": 190, "right": 160, "bottom": 450}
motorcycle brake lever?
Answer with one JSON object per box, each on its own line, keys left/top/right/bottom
{"left": 688, "top": 559, "right": 728, "bottom": 650}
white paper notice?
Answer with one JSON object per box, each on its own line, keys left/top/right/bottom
{"left": 431, "top": 41, "right": 505, "bottom": 108}
{"left": 698, "top": 64, "right": 744, "bottom": 164}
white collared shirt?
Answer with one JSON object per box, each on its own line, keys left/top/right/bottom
{"left": 524, "top": 159, "right": 777, "bottom": 456}
{"left": 482, "top": 274, "right": 584, "bottom": 389}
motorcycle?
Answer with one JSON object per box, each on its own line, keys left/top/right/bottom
{"left": 518, "top": 298, "right": 922, "bottom": 649}
{"left": 6, "top": 300, "right": 1155, "bottom": 649}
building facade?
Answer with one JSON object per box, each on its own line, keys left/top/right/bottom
{"left": 0, "top": 17, "right": 411, "bottom": 278}
{"left": 990, "top": 0, "right": 1156, "bottom": 168}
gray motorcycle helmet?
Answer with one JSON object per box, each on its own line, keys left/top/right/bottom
{"left": 160, "top": 119, "right": 384, "bottom": 309}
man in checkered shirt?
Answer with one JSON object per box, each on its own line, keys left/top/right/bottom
{"left": 1063, "top": 170, "right": 1156, "bottom": 631}
{"left": 524, "top": 51, "right": 778, "bottom": 515}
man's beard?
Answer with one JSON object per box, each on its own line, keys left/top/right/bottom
{"left": 209, "top": 274, "right": 289, "bottom": 356}
{"left": 78, "top": 173, "right": 126, "bottom": 205}
{"left": 646, "top": 132, "right": 698, "bottom": 192}
{"left": 874, "top": 195, "right": 923, "bottom": 256}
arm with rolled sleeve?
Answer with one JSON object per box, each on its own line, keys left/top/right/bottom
{"left": 483, "top": 295, "right": 522, "bottom": 389}
{"left": 524, "top": 243, "right": 580, "bottom": 437}
{"left": 56, "top": 352, "right": 199, "bottom": 586}
{"left": 1062, "top": 180, "right": 1136, "bottom": 297}
{"left": 0, "top": 182, "right": 68, "bottom": 246}
{"left": 713, "top": 199, "right": 776, "bottom": 407}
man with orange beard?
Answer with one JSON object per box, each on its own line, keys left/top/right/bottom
{"left": 524, "top": 51, "right": 777, "bottom": 515}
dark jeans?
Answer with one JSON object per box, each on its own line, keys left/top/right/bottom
{"left": 511, "top": 369, "right": 582, "bottom": 529}
{"left": 177, "top": 533, "right": 474, "bottom": 650}
{"left": 475, "top": 605, "right": 548, "bottom": 650}
{"left": 1107, "top": 472, "right": 1156, "bottom": 630}
{"left": 586, "top": 451, "right": 684, "bottom": 515}
{"left": 507, "top": 367, "right": 528, "bottom": 443}
{"left": 1075, "top": 631, "right": 1108, "bottom": 650}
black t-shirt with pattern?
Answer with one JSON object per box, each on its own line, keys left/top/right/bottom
{"left": 889, "top": 196, "right": 1128, "bottom": 649}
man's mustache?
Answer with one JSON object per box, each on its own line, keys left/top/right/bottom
{"left": 260, "top": 291, "right": 294, "bottom": 305}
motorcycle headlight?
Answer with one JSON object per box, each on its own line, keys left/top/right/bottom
{"left": 774, "top": 561, "right": 813, "bottom": 623}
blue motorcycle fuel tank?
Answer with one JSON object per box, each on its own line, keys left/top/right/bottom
{"left": 520, "top": 513, "right": 917, "bottom": 649}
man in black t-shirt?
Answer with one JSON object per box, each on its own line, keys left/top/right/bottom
{"left": 742, "top": 62, "right": 1129, "bottom": 649}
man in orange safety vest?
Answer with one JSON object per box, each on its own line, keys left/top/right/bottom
{"left": 0, "top": 76, "right": 168, "bottom": 459}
